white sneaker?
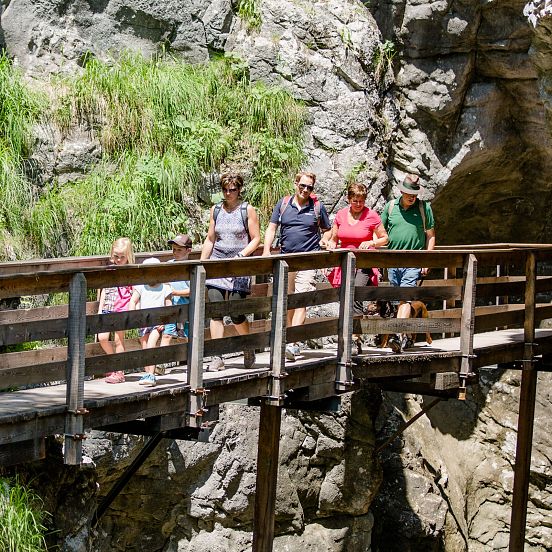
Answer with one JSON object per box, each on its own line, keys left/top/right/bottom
{"left": 285, "top": 343, "right": 300, "bottom": 362}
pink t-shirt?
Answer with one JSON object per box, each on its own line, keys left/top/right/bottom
{"left": 334, "top": 206, "right": 382, "bottom": 248}
{"left": 327, "top": 206, "right": 381, "bottom": 288}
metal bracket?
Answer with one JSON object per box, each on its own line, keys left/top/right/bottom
{"left": 64, "top": 433, "right": 87, "bottom": 441}
{"left": 337, "top": 360, "right": 355, "bottom": 368}
{"left": 271, "top": 372, "right": 288, "bottom": 380}
{"left": 461, "top": 354, "right": 477, "bottom": 359}
{"left": 335, "top": 379, "right": 355, "bottom": 387}
{"left": 66, "top": 407, "right": 89, "bottom": 415}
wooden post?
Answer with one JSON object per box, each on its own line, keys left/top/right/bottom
{"left": 252, "top": 260, "right": 287, "bottom": 552}
{"left": 509, "top": 251, "right": 537, "bottom": 552}
{"left": 64, "top": 272, "right": 87, "bottom": 465}
{"left": 253, "top": 402, "right": 282, "bottom": 552}
{"left": 458, "top": 254, "right": 477, "bottom": 400}
{"left": 267, "top": 260, "right": 288, "bottom": 406}
{"left": 187, "top": 265, "right": 206, "bottom": 428}
{"left": 336, "top": 252, "right": 355, "bottom": 392}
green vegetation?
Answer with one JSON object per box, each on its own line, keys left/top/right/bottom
{"left": 0, "top": 52, "right": 306, "bottom": 259}
{"left": 373, "top": 40, "right": 396, "bottom": 82}
{"left": 0, "top": 477, "right": 49, "bottom": 551}
{"left": 0, "top": 54, "right": 43, "bottom": 259}
{"left": 236, "top": 0, "right": 262, "bottom": 30}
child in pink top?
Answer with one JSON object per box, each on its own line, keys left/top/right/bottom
{"left": 97, "top": 237, "right": 134, "bottom": 384}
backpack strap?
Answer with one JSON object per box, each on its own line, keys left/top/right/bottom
{"left": 213, "top": 201, "right": 223, "bottom": 224}
{"left": 240, "top": 202, "right": 250, "bottom": 241}
{"left": 418, "top": 200, "right": 426, "bottom": 232}
{"left": 388, "top": 198, "right": 426, "bottom": 232}
{"left": 312, "top": 196, "right": 321, "bottom": 227}
{"left": 278, "top": 195, "right": 292, "bottom": 223}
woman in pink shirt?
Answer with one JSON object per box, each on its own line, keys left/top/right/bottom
{"left": 324, "top": 183, "right": 388, "bottom": 340}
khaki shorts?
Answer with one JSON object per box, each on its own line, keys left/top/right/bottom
{"left": 288, "top": 269, "right": 316, "bottom": 294}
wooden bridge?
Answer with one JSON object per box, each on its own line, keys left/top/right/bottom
{"left": 1, "top": 244, "right": 551, "bottom": 552}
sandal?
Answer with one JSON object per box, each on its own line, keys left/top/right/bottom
{"left": 105, "top": 371, "right": 125, "bottom": 384}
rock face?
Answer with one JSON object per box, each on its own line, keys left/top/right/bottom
{"left": 64, "top": 392, "right": 380, "bottom": 552}
{"left": 366, "top": 0, "right": 552, "bottom": 244}
{"left": 372, "top": 369, "right": 552, "bottom": 552}
{"left": 2, "top": 1, "right": 552, "bottom": 551}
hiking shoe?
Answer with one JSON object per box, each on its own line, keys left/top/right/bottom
{"left": 285, "top": 343, "right": 300, "bottom": 362}
{"left": 352, "top": 335, "right": 363, "bottom": 355}
{"left": 105, "top": 371, "right": 125, "bottom": 384}
{"left": 388, "top": 335, "right": 402, "bottom": 354}
{"left": 154, "top": 364, "right": 166, "bottom": 376}
{"left": 138, "top": 374, "right": 157, "bottom": 387}
{"left": 401, "top": 336, "right": 414, "bottom": 350}
{"left": 207, "top": 357, "right": 225, "bottom": 372}
{"left": 243, "top": 349, "right": 256, "bottom": 369}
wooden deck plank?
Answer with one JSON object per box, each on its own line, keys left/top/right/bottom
{"left": 1, "top": 328, "right": 551, "bottom": 424}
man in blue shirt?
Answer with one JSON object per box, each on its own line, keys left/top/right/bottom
{"left": 263, "top": 172, "right": 331, "bottom": 360}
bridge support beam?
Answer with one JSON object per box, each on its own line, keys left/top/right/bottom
{"left": 252, "top": 402, "right": 282, "bottom": 552}
{"left": 509, "top": 251, "right": 537, "bottom": 552}
{"left": 252, "top": 259, "right": 287, "bottom": 551}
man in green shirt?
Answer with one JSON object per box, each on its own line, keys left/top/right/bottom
{"left": 381, "top": 174, "right": 436, "bottom": 352}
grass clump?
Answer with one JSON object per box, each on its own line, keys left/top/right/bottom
{"left": 0, "top": 54, "right": 43, "bottom": 259}
{"left": 49, "top": 53, "right": 305, "bottom": 246}
{"left": 0, "top": 476, "right": 49, "bottom": 551}
{"left": 0, "top": 52, "right": 306, "bottom": 259}
{"left": 236, "top": 0, "right": 262, "bottom": 30}
{"left": 373, "top": 40, "right": 396, "bottom": 82}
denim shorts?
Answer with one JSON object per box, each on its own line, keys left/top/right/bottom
{"left": 139, "top": 325, "right": 163, "bottom": 337}
{"left": 388, "top": 267, "right": 421, "bottom": 288}
{"left": 163, "top": 322, "right": 189, "bottom": 338}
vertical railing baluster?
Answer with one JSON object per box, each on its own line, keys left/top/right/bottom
{"left": 64, "top": 272, "right": 87, "bottom": 465}
{"left": 267, "top": 259, "right": 288, "bottom": 405}
{"left": 459, "top": 254, "right": 477, "bottom": 400}
{"left": 187, "top": 265, "right": 206, "bottom": 428}
{"left": 336, "top": 252, "right": 356, "bottom": 392}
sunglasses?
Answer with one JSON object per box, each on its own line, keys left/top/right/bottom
{"left": 298, "top": 183, "right": 314, "bottom": 192}
{"left": 223, "top": 188, "right": 239, "bottom": 193}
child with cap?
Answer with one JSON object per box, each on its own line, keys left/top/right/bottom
{"left": 128, "top": 257, "right": 172, "bottom": 386}
{"left": 159, "top": 235, "right": 193, "bottom": 370}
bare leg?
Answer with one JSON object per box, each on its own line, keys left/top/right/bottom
{"left": 113, "top": 330, "right": 126, "bottom": 354}
{"left": 98, "top": 332, "right": 114, "bottom": 355}
{"left": 210, "top": 318, "right": 225, "bottom": 339}
{"left": 144, "top": 329, "right": 161, "bottom": 375}
{"left": 287, "top": 271, "right": 297, "bottom": 327}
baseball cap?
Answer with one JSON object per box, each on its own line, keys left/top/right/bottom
{"left": 168, "top": 234, "right": 193, "bottom": 248}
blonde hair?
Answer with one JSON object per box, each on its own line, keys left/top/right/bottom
{"left": 294, "top": 171, "right": 316, "bottom": 185}
{"left": 110, "top": 237, "right": 134, "bottom": 264}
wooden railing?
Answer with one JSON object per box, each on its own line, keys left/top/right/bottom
{"left": 0, "top": 245, "right": 551, "bottom": 464}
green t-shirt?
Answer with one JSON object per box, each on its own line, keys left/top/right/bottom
{"left": 381, "top": 198, "right": 435, "bottom": 250}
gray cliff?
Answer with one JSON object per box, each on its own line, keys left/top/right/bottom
{"left": 2, "top": 0, "right": 552, "bottom": 550}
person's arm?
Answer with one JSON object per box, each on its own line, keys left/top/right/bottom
{"left": 421, "top": 228, "right": 436, "bottom": 276}
{"left": 321, "top": 223, "right": 338, "bottom": 249}
{"left": 200, "top": 206, "right": 216, "bottom": 261}
{"left": 262, "top": 222, "right": 278, "bottom": 256}
{"left": 364, "top": 223, "right": 388, "bottom": 248}
{"left": 170, "top": 285, "right": 190, "bottom": 298}
{"left": 98, "top": 288, "right": 106, "bottom": 314}
{"left": 240, "top": 204, "right": 261, "bottom": 256}
{"left": 128, "top": 289, "right": 140, "bottom": 311}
